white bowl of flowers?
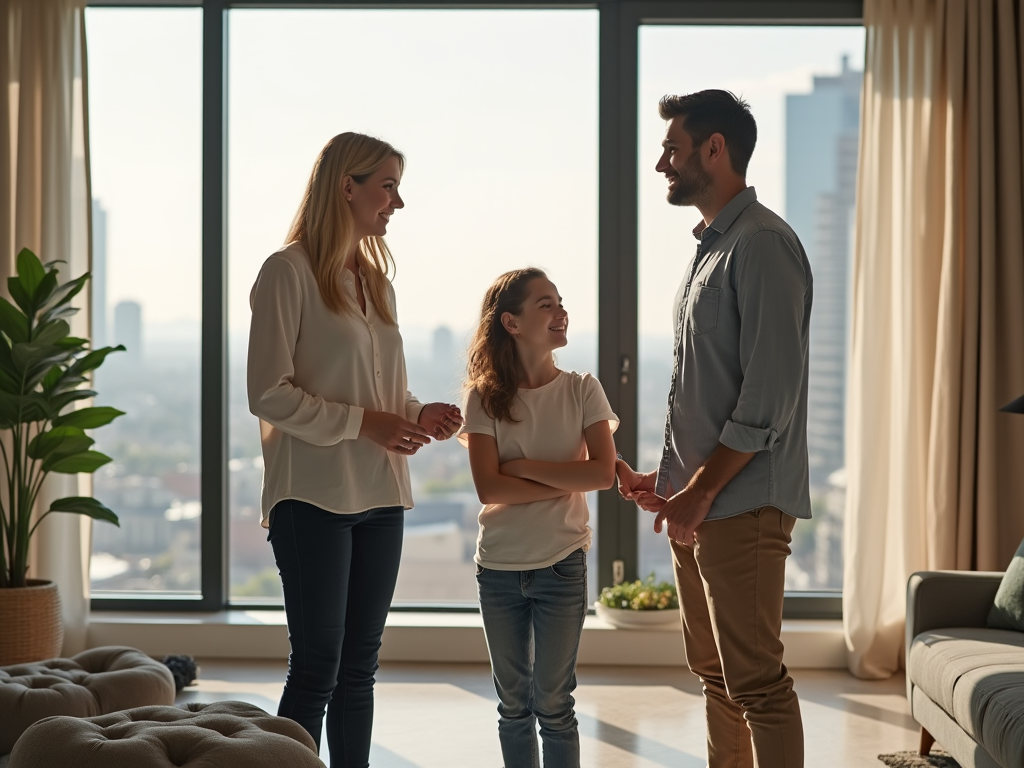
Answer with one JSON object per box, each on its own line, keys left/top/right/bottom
{"left": 595, "top": 574, "right": 679, "bottom": 629}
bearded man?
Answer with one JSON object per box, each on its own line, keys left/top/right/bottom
{"left": 617, "top": 89, "right": 813, "bottom": 768}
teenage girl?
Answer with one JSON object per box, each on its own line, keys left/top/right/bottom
{"left": 459, "top": 267, "right": 618, "bottom": 768}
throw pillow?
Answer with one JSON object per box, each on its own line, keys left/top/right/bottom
{"left": 988, "top": 536, "right": 1024, "bottom": 631}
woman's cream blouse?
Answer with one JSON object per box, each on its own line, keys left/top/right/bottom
{"left": 247, "top": 242, "right": 423, "bottom": 526}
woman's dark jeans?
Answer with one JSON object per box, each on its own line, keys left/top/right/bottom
{"left": 268, "top": 499, "right": 404, "bottom": 768}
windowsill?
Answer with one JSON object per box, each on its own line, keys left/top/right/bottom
{"left": 89, "top": 610, "right": 847, "bottom": 668}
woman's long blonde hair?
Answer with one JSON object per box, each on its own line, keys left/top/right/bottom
{"left": 465, "top": 268, "right": 547, "bottom": 423}
{"left": 286, "top": 132, "right": 403, "bottom": 324}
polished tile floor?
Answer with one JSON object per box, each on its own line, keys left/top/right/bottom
{"left": 177, "top": 660, "right": 921, "bottom": 767}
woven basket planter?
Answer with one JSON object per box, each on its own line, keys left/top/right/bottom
{"left": 0, "top": 580, "right": 63, "bottom": 665}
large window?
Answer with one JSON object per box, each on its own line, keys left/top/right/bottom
{"left": 637, "top": 26, "right": 865, "bottom": 592}
{"left": 87, "top": 8, "right": 203, "bottom": 595}
{"left": 226, "top": 10, "right": 599, "bottom": 604}
{"left": 84, "top": 1, "right": 863, "bottom": 612}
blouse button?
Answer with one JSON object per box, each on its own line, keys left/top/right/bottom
{"left": 376, "top": 371, "right": 381, "bottom": 378}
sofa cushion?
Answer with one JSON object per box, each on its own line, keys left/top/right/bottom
{"left": 951, "top": 664, "right": 1024, "bottom": 768}
{"left": 988, "top": 537, "right": 1024, "bottom": 631}
{"left": 7, "top": 701, "right": 324, "bottom": 768}
{"left": 0, "top": 646, "right": 176, "bottom": 754}
{"left": 910, "top": 628, "right": 1024, "bottom": 768}
{"left": 910, "top": 628, "right": 1024, "bottom": 713}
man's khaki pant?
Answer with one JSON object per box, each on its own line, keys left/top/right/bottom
{"left": 670, "top": 506, "right": 803, "bottom": 768}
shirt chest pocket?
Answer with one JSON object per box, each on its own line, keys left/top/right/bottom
{"left": 688, "top": 285, "right": 721, "bottom": 336}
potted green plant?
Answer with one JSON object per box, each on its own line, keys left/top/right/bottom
{"left": 0, "top": 247, "right": 124, "bottom": 664}
{"left": 595, "top": 573, "right": 680, "bottom": 628}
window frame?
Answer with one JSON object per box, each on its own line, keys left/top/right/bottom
{"left": 88, "top": 0, "right": 860, "bottom": 619}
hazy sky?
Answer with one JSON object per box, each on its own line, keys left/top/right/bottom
{"left": 86, "top": 10, "right": 863, "bottom": 346}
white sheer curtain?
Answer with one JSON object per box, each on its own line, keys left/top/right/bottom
{"left": 1, "top": 0, "right": 92, "bottom": 655}
{"left": 844, "top": 0, "right": 1024, "bottom": 679}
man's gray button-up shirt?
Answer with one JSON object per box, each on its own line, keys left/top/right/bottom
{"left": 655, "top": 187, "right": 813, "bottom": 521}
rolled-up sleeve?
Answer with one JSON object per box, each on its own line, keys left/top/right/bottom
{"left": 720, "top": 230, "right": 809, "bottom": 454}
{"left": 247, "top": 257, "right": 363, "bottom": 446}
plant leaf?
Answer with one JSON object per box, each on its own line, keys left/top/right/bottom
{"left": 54, "top": 336, "right": 89, "bottom": 350}
{"left": 0, "top": 393, "right": 50, "bottom": 426}
{"left": 31, "top": 319, "right": 71, "bottom": 347}
{"left": 0, "top": 297, "right": 29, "bottom": 343}
{"left": 28, "top": 421, "right": 84, "bottom": 450}
{"left": 16, "top": 248, "right": 46, "bottom": 295}
{"left": 41, "top": 437, "right": 97, "bottom": 464}
{"left": 43, "top": 272, "right": 89, "bottom": 313}
{"left": 44, "top": 372, "right": 89, "bottom": 396}
{"left": 0, "top": 340, "right": 19, "bottom": 394}
{"left": 0, "top": 371, "right": 18, "bottom": 395}
{"left": 29, "top": 426, "right": 91, "bottom": 460}
{"left": 48, "top": 389, "right": 97, "bottom": 416}
{"left": 65, "top": 344, "right": 124, "bottom": 377}
{"left": 52, "top": 406, "right": 125, "bottom": 430}
{"left": 11, "top": 341, "right": 68, "bottom": 371}
{"left": 47, "top": 496, "right": 119, "bottom": 526}
{"left": 11, "top": 342, "right": 73, "bottom": 387}
{"left": 37, "top": 304, "right": 78, "bottom": 326}
{"left": 22, "top": 364, "right": 64, "bottom": 394}
{"left": 7, "top": 277, "right": 34, "bottom": 315}
{"left": 45, "top": 450, "right": 112, "bottom": 475}
{"left": 31, "top": 270, "right": 59, "bottom": 312}
{"left": 40, "top": 365, "right": 62, "bottom": 392}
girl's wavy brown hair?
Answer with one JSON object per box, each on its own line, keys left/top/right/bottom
{"left": 465, "top": 268, "right": 547, "bottom": 423}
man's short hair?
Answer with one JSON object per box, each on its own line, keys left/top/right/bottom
{"left": 659, "top": 90, "right": 757, "bottom": 177}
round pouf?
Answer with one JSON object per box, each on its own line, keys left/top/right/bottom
{"left": 0, "top": 646, "right": 176, "bottom": 755}
{"left": 8, "top": 701, "right": 325, "bottom": 768}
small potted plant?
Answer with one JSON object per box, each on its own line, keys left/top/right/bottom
{"left": 595, "top": 573, "right": 679, "bottom": 628}
{"left": 0, "top": 248, "right": 124, "bottom": 664}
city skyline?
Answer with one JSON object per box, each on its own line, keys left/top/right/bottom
{"left": 87, "top": 10, "right": 864, "bottom": 336}
{"left": 85, "top": 12, "right": 864, "bottom": 598}
{"left": 787, "top": 55, "right": 862, "bottom": 490}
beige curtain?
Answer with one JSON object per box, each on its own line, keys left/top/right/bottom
{"left": 845, "top": 0, "right": 1024, "bottom": 679}
{"left": 1, "top": 0, "right": 92, "bottom": 655}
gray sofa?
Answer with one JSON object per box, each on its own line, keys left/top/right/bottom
{"left": 906, "top": 570, "right": 1024, "bottom": 768}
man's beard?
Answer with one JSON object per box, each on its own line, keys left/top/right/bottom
{"left": 666, "top": 148, "right": 712, "bottom": 207}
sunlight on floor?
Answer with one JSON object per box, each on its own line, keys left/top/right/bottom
{"left": 178, "top": 661, "right": 920, "bottom": 767}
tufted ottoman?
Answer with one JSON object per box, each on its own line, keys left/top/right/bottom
{"left": 0, "top": 646, "right": 176, "bottom": 755}
{"left": 8, "top": 701, "right": 326, "bottom": 767}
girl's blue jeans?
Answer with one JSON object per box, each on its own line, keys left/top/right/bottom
{"left": 477, "top": 548, "right": 589, "bottom": 768}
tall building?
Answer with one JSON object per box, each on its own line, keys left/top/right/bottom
{"left": 786, "top": 56, "right": 862, "bottom": 490}
{"left": 114, "top": 300, "right": 143, "bottom": 360}
{"left": 432, "top": 325, "right": 455, "bottom": 367}
{"left": 92, "top": 199, "right": 108, "bottom": 349}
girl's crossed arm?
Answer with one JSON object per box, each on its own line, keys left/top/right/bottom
{"left": 467, "top": 433, "right": 574, "bottom": 505}
{"left": 499, "top": 421, "right": 617, "bottom": 493}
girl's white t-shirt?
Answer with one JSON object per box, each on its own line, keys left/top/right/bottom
{"left": 458, "top": 371, "right": 619, "bottom": 570}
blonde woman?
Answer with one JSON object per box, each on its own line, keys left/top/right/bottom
{"left": 247, "top": 132, "right": 462, "bottom": 767}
